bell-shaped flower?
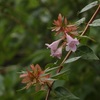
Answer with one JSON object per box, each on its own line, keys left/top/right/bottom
{"left": 45, "top": 39, "right": 61, "bottom": 51}
{"left": 51, "top": 46, "right": 63, "bottom": 59}
{"left": 45, "top": 39, "right": 62, "bottom": 59}
{"left": 66, "top": 34, "right": 79, "bottom": 52}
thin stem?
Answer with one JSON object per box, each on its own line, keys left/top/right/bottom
{"left": 81, "top": 4, "right": 100, "bottom": 36}
{"left": 45, "top": 4, "right": 100, "bottom": 100}
{"left": 45, "top": 86, "right": 51, "bottom": 100}
{"left": 60, "top": 50, "right": 72, "bottom": 66}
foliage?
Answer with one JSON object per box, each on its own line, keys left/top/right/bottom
{"left": 0, "top": 0, "right": 100, "bottom": 100}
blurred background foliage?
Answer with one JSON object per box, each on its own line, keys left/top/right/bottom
{"left": 0, "top": 0, "right": 100, "bottom": 100}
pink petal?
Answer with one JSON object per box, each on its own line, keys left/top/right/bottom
{"left": 35, "top": 64, "right": 42, "bottom": 72}
{"left": 20, "top": 73, "right": 28, "bottom": 78}
{"left": 66, "top": 34, "right": 73, "bottom": 43}
{"left": 30, "top": 64, "right": 35, "bottom": 71}
{"left": 74, "top": 38, "right": 79, "bottom": 45}
{"left": 45, "top": 39, "right": 61, "bottom": 51}
{"left": 69, "top": 45, "right": 77, "bottom": 52}
{"left": 66, "top": 34, "right": 79, "bottom": 52}
{"left": 51, "top": 46, "right": 62, "bottom": 59}
{"left": 22, "top": 77, "right": 30, "bottom": 83}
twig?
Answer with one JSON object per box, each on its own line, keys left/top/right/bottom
{"left": 45, "top": 4, "right": 100, "bottom": 100}
{"left": 81, "top": 4, "right": 100, "bottom": 36}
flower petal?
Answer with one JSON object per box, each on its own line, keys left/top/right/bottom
{"left": 30, "top": 64, "right": 35, "bottom": 71}
{"left": 66, "top": 35, "right": 79, "bottom": 52}
{"left": 20, "top": 73, "right": 28, "bottom": 78}
{"left": 51, "top": 46, "right": 63, "bottom": 59}
{"left": 45, "top": 39, "right": 61, "bottom": 51}
{"left": 66, "top": 46, "right": 70, "bottom": 51}
{"left": 66, "top": 34, "right": 73, "bottom": 43}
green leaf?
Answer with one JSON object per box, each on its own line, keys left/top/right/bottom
{"left": 51, "top": 68, "right": 69, "bottom": 79}
{"left": 75, "top": 45, "right": 99, "bottom": 60}
{"left": 17, "top": 87, "right": 26, "bottom": 91}
{"left": 45, "top": 66, "right": 59, "bottom": 73}
{"left": 54, "top": 87, "right": 79, "bottom": 100}
{"left": 89, "top": 19, "right": 100, "bottom": 26}
{"left": 79, "top": 1, "right": 98, "bottom": 13}
{"left": 79, "top": 35, "right": 96, "bottom": 42}
{"left": 65, "top": 56, "right": 81, "bottom": 64}
{"left": 75, "top": 17, "right": 85, "bottom": 26}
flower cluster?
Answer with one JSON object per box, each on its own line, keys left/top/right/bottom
{"left": 46, "top": 14, "right": 79, "bottom": 59}
{"left": 20, "top": 64, "right": 53, "bottom": 91}
{"left": 52, "top": 14, "right": 78, "bottom": 35}
{"left": 19, "top": 14, "right": 80, "bottom": 91}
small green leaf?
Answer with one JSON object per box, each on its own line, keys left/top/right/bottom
{"left": 75, "top": 45, "right": 99, "bottom": 60}
{"left": 51, "top": 69, "right": 69, "bottom": 79}
{"left": 89, "top": 19, "right": 100, "bottom": 26}
{"left": 79, "top": 1, "right": 98, "bottom": 13}
{"left": 75, "top": 17, "right": 85, "bottom": 26}
{"left": 45, "top": 66, "right": 59, "bottom": 73}
{"left": 54, "top": 87, "right": 79, "bottom": 100}
{"left": 17, "top": 87, "right": 26, "bottom": 91}
{"left": 65, "top": 56, "right": 81, "bottom": 64}
{"left": 79, "top": 35, "right": 96, "bottom": 42}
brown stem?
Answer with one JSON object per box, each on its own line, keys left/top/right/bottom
{"left": 45, "top": 86, "right": 52, "bottom": 100}
{"left": 45, "top": 4, "right": 100, "bottom": 100}
{"left": 81, "top": 4, "right": 100, "bottom": 36}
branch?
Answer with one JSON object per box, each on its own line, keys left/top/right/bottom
{"left": 45, "top": 4, "right": 100, "bottom": 100}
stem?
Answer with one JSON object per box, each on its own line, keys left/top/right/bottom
{"left": 81, "top": 4, "right": 100, "bottom": 36}
{"left": 45, "top": 86, "right": 51, "bottom": 100}
{"left": 45, "top": 4, "right": 100, "bottom": 100}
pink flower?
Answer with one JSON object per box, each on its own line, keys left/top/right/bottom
{"left": 45, "top": 39, "right": 62, "bottom": 59}
{"left": 45, "top": 39, "right": 61, "bottom": 50}
{"left": 66, "top": 34, "right": 79, "bottom": 52}
{"left": 51, "top": 46, "right": 63, "bottom": 59}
